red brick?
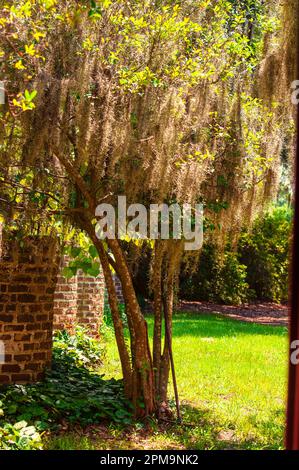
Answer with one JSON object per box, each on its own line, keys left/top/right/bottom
{"left": 2, "top": 364, "right": 21, "bottom": 373}
{"left": 0, "top": 375, "right": 10, "bottom": 383}
{"left": 14, "top": 333, "right": 31, "bottom": 341}
{"left": 11, "top": 374, "right": 31, "bottom": 382}
{"left": 33, "top": 352, "right": 46, "bottom": 360}
{"left": 0, "top": 314, "right": 13, "bottom": 322}
{"left": 14, "top": 354, "right": 32, "bottom": 362}
{"left": 17, "top": 294, "right": 36, "bottom": 303}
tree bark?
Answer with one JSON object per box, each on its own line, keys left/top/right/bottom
{"left": 108, "top": 238, "right": 156, "bottom": 417}
{"left": 83, "top": 224, "right": 133, "bottom": 398}
{"left": 159, "top": 276, "right": 174, "bottom": 403}
{"left": 152, "top": 242, "right": 164, "bottom": 397}
{"left": 95, "top": 242, "right": 133, "bottom": 397}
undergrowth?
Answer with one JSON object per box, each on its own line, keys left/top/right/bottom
{"left": 0, "top": 326, "right": 131, "bottom": 450}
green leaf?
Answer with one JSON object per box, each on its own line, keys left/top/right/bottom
{"left": 14, "top": 421, "right": 28, "bottom": 430}
{"left": 62, "top": 267, "right": 77, "bottom": 279}
{"left": 88, "top": 245, "right": 98, "bottom": 259}
{"left": 70, "top": 247, "right": 82, "bottom": 258}
{"left": 87, "top": 263, "right": 100, "bottom": 277}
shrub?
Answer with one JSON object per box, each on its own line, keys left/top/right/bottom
{"left": 239, "top": 206, "right": 292, "bottom": 303}
{"left": 180, "top": 246, "right": 251, "bottom": 305}
{"left": 216, "top": 251, "right": 251, "bottom": 305}
{"left": 180, "top": 206, "right": 292, "bottom": 305}
{"left": 53, "top": 325, "right": 104, "bottom": 369}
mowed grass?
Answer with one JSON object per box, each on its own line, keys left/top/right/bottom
{"left": 49, "top": 312, "right": 288, "bottom": 450}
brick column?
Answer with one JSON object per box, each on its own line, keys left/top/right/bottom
{"left": 77, "top": 271, "right": 105, "bottom": 334}
{"left": 112, "top": 274, "right": 124, "bottom": 303}
{"left": 53, "top": 256, "right": 78, "bottom": 331}
{"left": 0, "top": 236, "right": 60, "bottom": 384}
{"left": 53, "top": 256, "right": 105, "bottom": 335}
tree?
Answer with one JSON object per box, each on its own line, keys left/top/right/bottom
{"left": 0, "top": 0, "right": 294, "bottom": 416}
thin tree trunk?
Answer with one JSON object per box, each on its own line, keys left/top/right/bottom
{"left": 153, "top": 242, "right": 164, "bottom": 396}
{"left": 80, "top": 218, "right": 133, "bottom": 398}
{"left": 96, "top": 243, "right": 132, "bottom": 397}
{"left": 159, "top": 277, "right": 174, "bottom": 403}
{"left": 108, "top": 238, "right": 156, "bottom": 417}
{"left": 157, "top": 244, "right": 181, "bottom": 404}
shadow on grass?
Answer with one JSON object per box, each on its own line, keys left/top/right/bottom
{"left": 162, "top": 401, "right": 284, "bottom": 450}
{"left": 145, "top": 312, "right": 288, "bottom": 339}
{"left": 47, "top": 400, "right": 284, "bottom": 450}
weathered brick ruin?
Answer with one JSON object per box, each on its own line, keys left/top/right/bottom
{"left": 0, "top": 232, "right": 106, "bottom": 385}
{"left": 112, "top": 274, "right": 124, "bottom": 304}
{"left": 0, "top": 236, "right": 60, "bottom": 384}
{"left": 53, "top": 256, "right": 105, "bottom": 334}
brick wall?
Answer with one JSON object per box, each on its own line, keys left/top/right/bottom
{"left": 53, "top": 256, "right": 78, "bottom": 331}
{"left": 53, "top": 256, "right": 105, "bottom": 335}
{"left": 0, "top": 227, "right": 117, "bottom": 385}
{"left": 112, "top": 274, "right": 124, "bottom": 303}
{"left": 0, "top": 236, "right": 60, "bottom": 384}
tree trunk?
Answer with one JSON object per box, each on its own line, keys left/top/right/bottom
{"left": 159, "top": 278, "right": 174, "bottom": 403}
{"left": 85, "top": 228, "right": 133, "bottom": 398}
{"left": 156, "top": 245, "right": 181, "bottom": 405}
{"left": 80, "top": 218, "right": 176, "bottom": 417}
{"left": 108, "top": 239, "right": 156, "bottom": 417}
{"left": 152, "top": 242, "right": 164, "bottom": 397}
{"left": 96, "top": 244, "right": 132, "bottom": 397}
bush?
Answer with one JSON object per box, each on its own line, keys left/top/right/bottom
{"left": 239, "top": 206, "right": 291, "bottom": 303}
{"left": 53, "top": 325, "right": 104, "bottom": 369}
{"left": 180, "top": 206, "right": 292, "bottom": 305}
{"left": 216, "top": 251, "right": 251, "bottom": 305}
{"left": 180, "top": 246, "right": 251, "bottom": 305}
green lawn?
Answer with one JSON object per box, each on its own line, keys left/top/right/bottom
{"left": 49, "top": 312, "right": 288, "bottom": 450}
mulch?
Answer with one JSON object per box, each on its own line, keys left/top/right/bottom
{"left": 177, "top": 300, "right": 289, "bottom": 327}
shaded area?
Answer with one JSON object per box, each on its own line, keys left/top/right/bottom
{"left": 0, "top": 348, "right": 132, "bottom": 450}
{"left": 47, "top": 400, "right": 286, "bottom": 451}
{"left": 178, "top": 301, "right": 288, "bottom": 326}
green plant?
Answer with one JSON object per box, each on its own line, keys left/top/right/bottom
{"left": 104, "top": 302, "right": 128, "bottom": 328}
{"left": 216, "top": 251, "right": 251, "bottom": 305}
{"left": 0, "top": 358, "right": 132, "bottom": 429}
{"left": 0, "top": 365, "right": 132, "bottom": 441}
{"left": 0, "top": 420, "right": 42, "bottom": 450}
{"left": 180, "top": 245, "right": 251, "bottom": 305}
{"left": 239, "top": 206, "right": 292, "bottom": 302}
{"left": 180, "top": 206, "right": 292, "bottom": 305}
{"left": 0, "top": 330, "right": 133, "bottom": 450}
{"left": 53, "top": 325, "right": 104, "bottom": 369}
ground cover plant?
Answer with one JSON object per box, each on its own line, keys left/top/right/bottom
{"left": 0, "top": 327, "right": 132, "bottom": 450}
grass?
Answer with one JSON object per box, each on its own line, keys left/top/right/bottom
{"left": 48, "top": 312, "right": 288, "bottom": 450}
